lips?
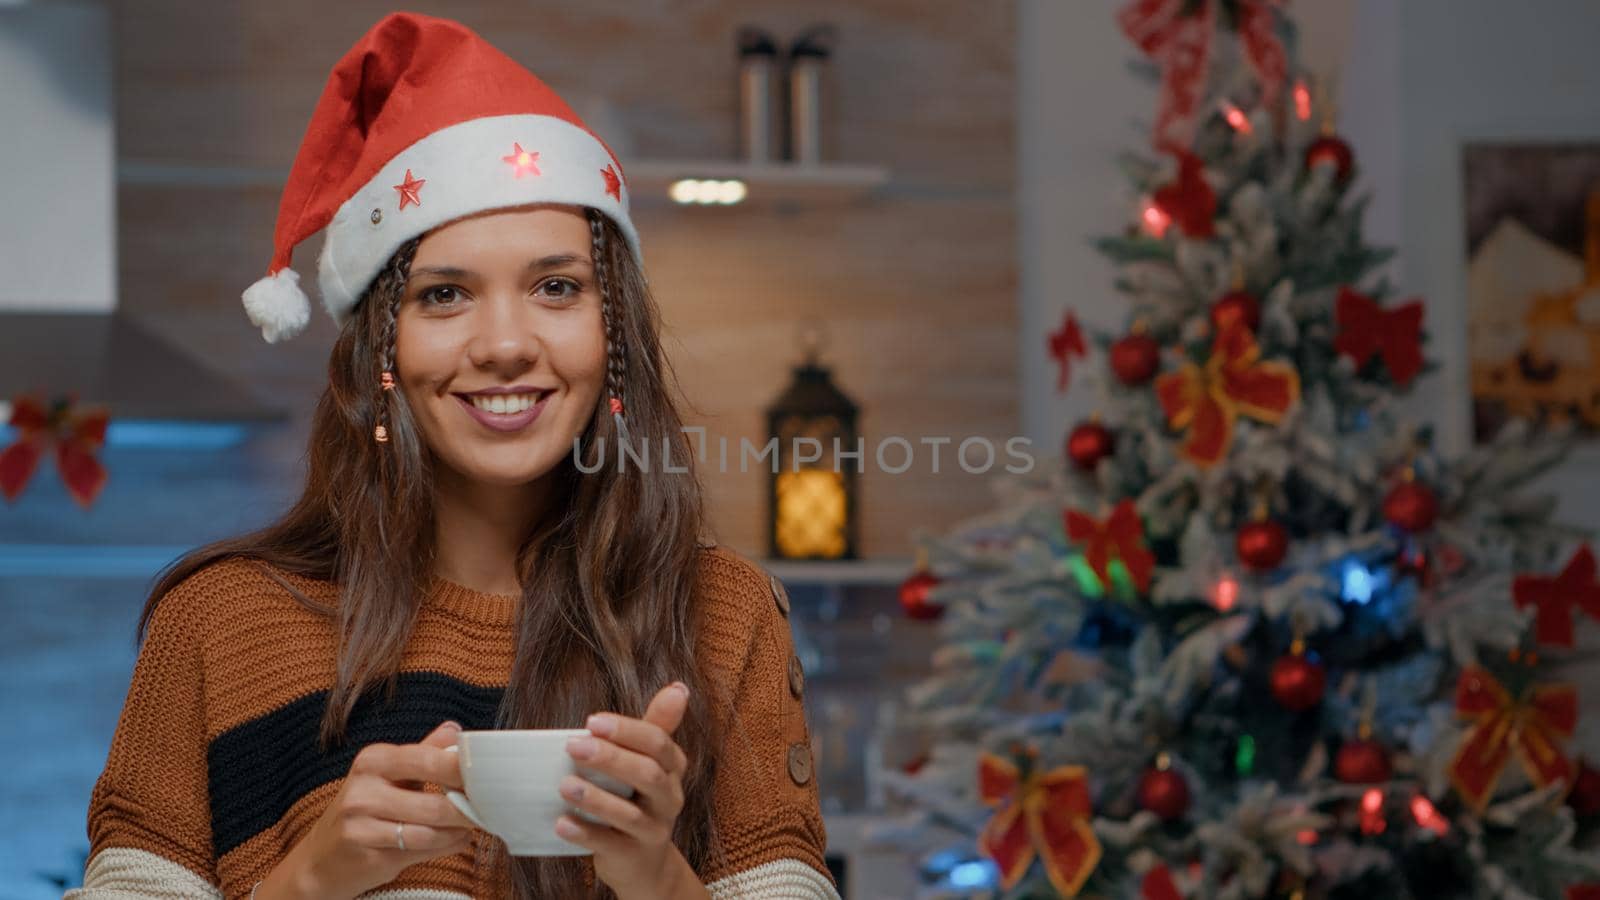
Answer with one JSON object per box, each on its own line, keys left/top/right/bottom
{"left": 452, "top": 389, "right": 554, "bottom": 433}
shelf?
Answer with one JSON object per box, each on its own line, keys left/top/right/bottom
{"left": 762, "top": 557, "right": 912, "bottom": 587}
{"left": 625, "top": 158, "right": 889, "bottom": 207}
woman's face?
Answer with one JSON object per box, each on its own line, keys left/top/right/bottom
{"left": 395, "top": 204, "right": 607, "bottom": 489}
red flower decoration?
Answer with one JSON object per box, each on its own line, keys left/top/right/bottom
{"left": 1155, "top": 321, "right": 1299, "bottom": 466}
{"left": 1514, "top": 545, "right": 1600, "bottom": 648}
{"left": 1449, "top": 665, "right": 1577, "bottom": 811}
{"left": 978, "top": 751, "right": 1102, "bottom": 896}
{"left": 1048, "top": 309, "right": 1088, "bottom": 393}
{"left": 1, "top": 394, "right": 111, "bottom": 509}
{"left": 1064, "top": 499, "right": 1155, "bottom": 593}
{"left": 1151, "top": 150, "right": 1216, "bottom": 238}
{"left": 1333, "top": 287, "right": 1425, "bottom": 386}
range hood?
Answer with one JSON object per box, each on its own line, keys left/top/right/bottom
{"left": 0, "top": 313, "right": 283, "bottom": 423}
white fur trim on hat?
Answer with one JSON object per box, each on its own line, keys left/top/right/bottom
{"left": 241, "top": 267, "right": 312, "bottom": 343}
{"left": 317, "top": 113, "right": 641, "bottom": 326}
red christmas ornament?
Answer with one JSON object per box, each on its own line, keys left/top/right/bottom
{"left": 1210, "top": 289, "right": 1261, "bottom": 334}
{"left": 1270, "top": 643, "right": 1326, "bottom": 711}
{"left": 899, "top": 568, "right": 944, "bottom": 621}
{"left": 1569, "top": 761, "right": 1600, "bottom": 818}
{"left": 1111, "top": 332, "right": 1162, "bottom": 386}
{"left": 1137, "top": 760, "right": 1191, "bottom": 821}
{"left": 1335, "top": 738, "right": 1393, "bottom": 784}
{"left": 1305, "top": 133, "right": 1355, "bottom": 182}
{"left": 1383, "top": 481, "right": 1438, "bottom": 533}
{"left": 1067, "top": 421, "right": 1115, "bottom": 471}
{"left": 1235, "top": 519, "right": 1289, "bottom": 572}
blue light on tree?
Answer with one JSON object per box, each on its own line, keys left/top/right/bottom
{"left": 1339, "top": 557, "right": 1388, "bottom": 605}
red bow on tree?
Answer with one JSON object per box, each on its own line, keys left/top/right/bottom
{"left": 1334, "top": 287, "right": 1425, "bottom": 386}
{"left": 1065, "top": 499, "right": 1156, "bottom": 593}
{"left": 1514, "top": 545, "right": 1600, "bottom": 648}
{"left": 1141, "top": 865, "right": 1184, "bottom": 900}
{"left": 1449, "top": 665, "right": 1577, "bottom": 811}
{"left": 1155, "top": 321, "right": 1299, "bottom": 466}
{"left": 978, "top": 751, "right": 1102, "bottom": 896}
{"left": 1151, "top": 149, "right": 1217, "bottom": 239}
{"left": 1118, "top": 0, "right": 1287, "bottom": 152}
{"left": 0, "top": 394, "right": 111, "bottom": 509}
{"left": 1049, "top": 309, "right": 1088, "bottom": 393}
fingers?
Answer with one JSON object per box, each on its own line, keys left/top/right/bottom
{"left": 584, "top": 684, "right": 690, "bottom": 777}
{"left": 558, "top": 774, "right": 663, "bottom": 843}
{"left": 641, "top": 682, "right": 690, "bottom": 737}
{"left": 346, "top": 778, "right": 478, "bottom": 831}
{"left": 353, "top": 816, "right": 473, "bottom": 854}
{"left": 552, "top": 811, "right": 630, "bottom": 857}
{"left": 566, "top": 732, "right": 683, "bottom": 819}
{"left": 349, "top": 728, "right": 464, "bottom": 791}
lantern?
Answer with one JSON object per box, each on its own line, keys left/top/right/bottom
{"left": 766, "top": 340, "right": 860, "bottom": 560}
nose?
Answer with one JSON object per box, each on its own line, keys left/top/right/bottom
{"left": 465, "top": 292, "right": 540, "bottom": 376}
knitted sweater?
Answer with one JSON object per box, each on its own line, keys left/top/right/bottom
{"left": 66, "top": 544, "right": 838, "bottom": 899}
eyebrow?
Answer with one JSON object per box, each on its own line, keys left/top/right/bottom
{"left": 410, "top": 254, "right": 590, "bottom": 280}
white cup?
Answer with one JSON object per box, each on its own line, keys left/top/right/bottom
{"left": 443, "top": 729, "right": 635, "bottom": 856}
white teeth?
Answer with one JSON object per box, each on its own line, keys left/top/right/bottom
{"left": 469, "top": 392, "right": 544, "bottom": 415}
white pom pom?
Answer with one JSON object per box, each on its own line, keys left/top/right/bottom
{"left": 241, "top": 268, "right": 311, "bottom": 343}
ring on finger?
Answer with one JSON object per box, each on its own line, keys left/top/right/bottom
{"left": 395, "top": 820, "right": 407, "bottom": 851}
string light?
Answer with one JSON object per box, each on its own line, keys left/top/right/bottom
{"left": 1410, "top": 794, "right": 1449, "bottom": 836}
{"left": 1142, "top": 201, "right": 1172, "bottom": 237}
{"left": 1221, "top": 102, "right": 1253, "bottom": 134}
{"left": 1214, "top": 575, "right": 1239, "bottom": 612}
{"left": 1293, "top": 80, "right": 1312, "bottom": 121}
{"left": 1359, "top": 788, "right": 1386, "bottom": 835}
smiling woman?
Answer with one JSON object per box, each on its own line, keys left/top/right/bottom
{"left": 68, "top": 11, "right": 838, "bottom": 900}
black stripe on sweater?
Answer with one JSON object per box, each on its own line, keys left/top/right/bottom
{"left": 207, "top": 670, "right": 504, "bottom": 858}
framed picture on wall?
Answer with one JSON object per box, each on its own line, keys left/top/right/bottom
{"left": 1465, "top": 142, "right": 1600, "bottom": 443}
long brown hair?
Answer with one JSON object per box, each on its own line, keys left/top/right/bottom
{"left": 139, "top": 207, "right": 723, "bottom": 897}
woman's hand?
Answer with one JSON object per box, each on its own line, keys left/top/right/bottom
{"left": 257, "top": 720, "right": 477, "bottom": 899}
{"left": 556, "top": 682, "right": 709, "bottom": 900}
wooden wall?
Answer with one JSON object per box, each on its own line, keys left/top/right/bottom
{"left": 114, "top": 1, "right": 1016, "bottom": 558}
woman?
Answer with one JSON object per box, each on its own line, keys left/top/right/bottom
{"left": 69, "top": 12, "right": 835, "bottom": 900}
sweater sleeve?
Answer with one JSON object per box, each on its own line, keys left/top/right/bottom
{"left": 698, "top": 551, "right": 839, "bottom": 900}
{"left": 66, "top": 574, "right": 222, "bottom": 898}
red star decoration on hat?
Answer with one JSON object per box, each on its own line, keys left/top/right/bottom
{"left": 393, "top": 169, "right": 425, "bottom": 209}
{"left": 601, "top": 164, "right": 623, "bottom": 201}
{"left": 503, "top": 143, "right": 542, "bottom": 178}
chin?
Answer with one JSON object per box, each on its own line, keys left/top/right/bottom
{"left": 439, "top": 443, "right": 564, "bottom": 487}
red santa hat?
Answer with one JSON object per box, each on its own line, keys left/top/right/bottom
{"left": 242, "top": 11, "right": 641, "bottom": 343}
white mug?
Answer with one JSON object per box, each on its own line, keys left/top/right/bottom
{"left": 444, "top": 728, "right": 635, "bottom": 856}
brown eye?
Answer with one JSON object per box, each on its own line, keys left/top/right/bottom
{"left": 419, "top": 285, "right": 460, "bottom": 306}
{"left": 538, "top": 278, "right": 581, "bottom": 302}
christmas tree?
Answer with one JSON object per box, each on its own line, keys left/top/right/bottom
{"left": 869, "top": 4, "right": 1600, "bottom": 898}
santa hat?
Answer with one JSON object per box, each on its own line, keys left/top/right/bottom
{"left": 242, "top": 12, "right": 641, "bottom": 343}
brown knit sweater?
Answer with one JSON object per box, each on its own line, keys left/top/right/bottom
{"left": 67, "top": 544, "right": 837, "bottom": 899}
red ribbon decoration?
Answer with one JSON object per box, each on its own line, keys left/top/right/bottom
{"left": 1141, "top": 865, "right": 1183, "bottom": 900}
{"left": 1150, "top": 150, "right": 1217, "bottom": 239}
{"left": 1065, "top": 499, "right": 1156, "bottom": 593}
{"left": 1333, "top": 287, "right": 1425, "bottom": 386}
{"left": 978, "top": 751, "right": 1102, "bottom": 896}
{"left": 1155, "top": 321, "right": 1300, "bottom": 466}
{"left": 1449, "top": 665, "right": 1577, "bottom": 811}
{"left": 1119, "top": 0, "right": 1287, "bottom": 152}
{"left": 1513, "top": 545, "right": 1600, "bottom": 648}
{"left": 0, "top": 394, "right": 111, "bottom": 509}
{"left": 1049, "top": 309, "right": 1088, "bottom": 393}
